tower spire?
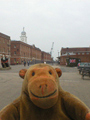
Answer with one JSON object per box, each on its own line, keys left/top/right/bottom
{"left": 20, "top": 27, "right": 27, "bottom": 43}
{"left": 23, "top": 27, "right": 24, "bottom": 31}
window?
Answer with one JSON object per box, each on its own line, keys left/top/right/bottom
{"left": 14, "top": 45, "right": 16, "bottom": 48}
{"left": 14, "top": 58, "right": 16, "bottom": 63}
{"left": 3, "top": 48, "right": 5, "bottom": 52}
{"left": 8, "top": 50, "right": 10, "bottom": 53}
{"left": 82, "top": 53, "right": 84, "bottom": 55}
{"left": 86, "top": 52, "right": 89, "bottom": 55}
{"left": 3, "top": 39, "right": 5, "bottom": 43}
{"left": 78, "top": 53, "right": 80, "bottom": 55}
{"left": 14, "top": 51, "right": 16, "bottom": 55}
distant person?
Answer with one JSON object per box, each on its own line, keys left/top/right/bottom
{"left": 66, "top": 62, "right": 67, "bottom": 66}
{"left": 27, "top": 61, "right": 30, "bottom": 66}
{"left": 22, "top": 61, "right": 23, "bottom": 64}
{"left": 17, "top": 61, "right": 18, "bottom": 65}
{"left": 44, "top": 61, "right": 46, "bottom": 64}
{"left": 24, "top": 61, "right": 26, "bottom": 66}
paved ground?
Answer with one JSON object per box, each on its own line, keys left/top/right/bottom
{"left": 0, "top": 64, "right": 90, "bottom": 111}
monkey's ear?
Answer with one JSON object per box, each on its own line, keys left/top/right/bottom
{"left": 19, "top": 69, "right": 27, "bottom": 79}
{"left": 55, "top": 68, "right": 62, "bottom": 77}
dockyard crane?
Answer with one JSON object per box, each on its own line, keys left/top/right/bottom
{"left": 50, "top": 42, "right": 54, "bottom": 58}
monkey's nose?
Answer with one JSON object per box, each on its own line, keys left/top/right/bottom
{"left": 39, "top": 84, "right": 47, "bottom": 95}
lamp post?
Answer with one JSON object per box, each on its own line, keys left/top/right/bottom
{"left": 0, "top": 54, "right": 2, "bottom": 67}
{"left": 57, "top": 50, "right": 60, "bottom": 64}
{"left": 58, "top": 51, "right": 59, "bottom": 57}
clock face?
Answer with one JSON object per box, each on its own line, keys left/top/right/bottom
{"left": 22, "top": 38, "right": 24, "bottom": 41}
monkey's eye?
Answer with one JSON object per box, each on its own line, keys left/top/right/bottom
{"left": 49, "top": 71, "right": 52, "bottom": 75}
{"left": 32, "top": 72, "right": 35, "bottom": 76}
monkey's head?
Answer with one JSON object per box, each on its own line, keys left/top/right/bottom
{"left": 19, "top": 64, "right": 62, "bottom": 109}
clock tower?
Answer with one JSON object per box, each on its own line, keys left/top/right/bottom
{"left": 20, "top": 27, "right": 27, "bottom": 43}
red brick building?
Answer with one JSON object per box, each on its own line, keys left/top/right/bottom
{"left": 41, "top": 51, "right": 52, "bottom": 63}
{"left": 0, "top": 33, "right": 11, "bottom": 66}
{"left": 0, "top": 32, "right": 52, "bottom": 66}
{"left": 31, "top": 45, "right": 42, "bottom": 63}
{"left": 60, "top": 47, "right": 90, "bottom": 65}
{"left": 11, "top": 40, "right": 51, "bottom": 65}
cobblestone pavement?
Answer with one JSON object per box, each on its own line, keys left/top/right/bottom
{"left": 0, "top": 64, "right": 90, "bottom": 110}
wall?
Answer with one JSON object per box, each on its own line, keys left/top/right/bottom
{"left": 60, "top": 47, "right": 90, "bottom": 65}
{"left": 0, "top": 33, "right": 11, "bottom": 66}
{"left": 11, "top": 41, "right": 51, "bottom": 65}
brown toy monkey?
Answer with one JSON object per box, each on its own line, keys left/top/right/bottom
{"left": 0, "top": 63, "right": 90, "bottom": 120}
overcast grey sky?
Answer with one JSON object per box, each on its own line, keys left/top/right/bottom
{"left": 1, "top": 0, "right": 90, "bottom": 60}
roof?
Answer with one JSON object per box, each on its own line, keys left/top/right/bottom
{"left": 0, "top": 32, "right": 10, "bottom": 40}
{"left": 61, "top": 47, "right": 90, "bottom": 53}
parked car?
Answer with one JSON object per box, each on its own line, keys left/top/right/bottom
{"left": 77, "top": 62, "right": 89, "bottom": 68}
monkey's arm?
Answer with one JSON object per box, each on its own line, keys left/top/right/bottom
{"left": 0, "top": 99, "right": 20, "bottom": 120}
{"left": 61, "top": 91, "right": 90, "bottom": 120}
